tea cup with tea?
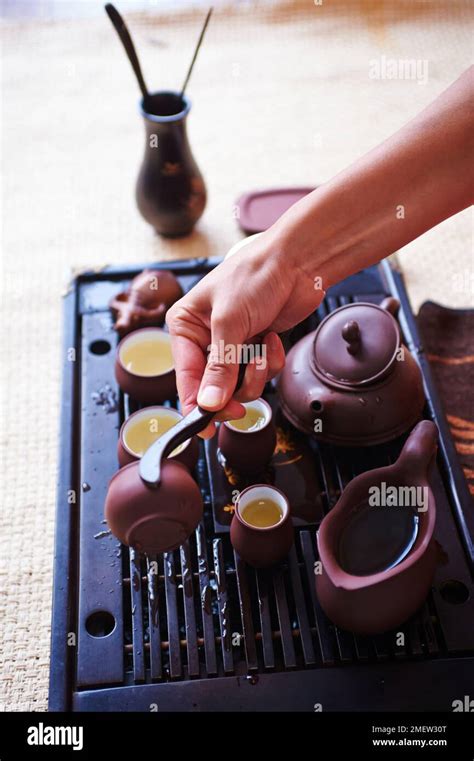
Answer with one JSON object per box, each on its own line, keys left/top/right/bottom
{"left": 230, "top": 484, "right": 294, "bottom": 568}
{"left": 117, "top": 405, "right": 199, "bottom": 470}
{"left": 217, "top": 398, "right": 276, "bottom": 475}
{"left": 114, "top": 327, "right": 177, "bottom": 403}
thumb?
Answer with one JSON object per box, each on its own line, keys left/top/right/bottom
{"left": 197, "top": 316, "right": 246, "bottom": 411}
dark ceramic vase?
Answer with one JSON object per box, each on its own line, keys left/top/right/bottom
{"left": 136, "top": 91, "right": 206, "bottom": 237}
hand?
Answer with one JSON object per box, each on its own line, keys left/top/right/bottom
{"left": 166, "top": 230, "right": 325, "bottom": 437}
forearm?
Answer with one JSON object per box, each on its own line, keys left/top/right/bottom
{"left": 270, "top": 67, "right": 473, "bottom": 288}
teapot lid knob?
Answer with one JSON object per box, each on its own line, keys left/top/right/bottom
{"left": 312, "top": 301, "right": 401, "bottom": 387}
{"left": 342, "top": 320, "right": 361, "bottom": 355}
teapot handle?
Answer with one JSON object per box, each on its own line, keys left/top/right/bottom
{"left": 396, "top": 420, "right": 438, "bottom": 480}
{"left": 380, "top": 296, "right": 400, "bottom": 317}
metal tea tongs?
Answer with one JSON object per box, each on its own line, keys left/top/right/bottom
{"left": 139, "top": 361, "right": 248, "bottom": 488}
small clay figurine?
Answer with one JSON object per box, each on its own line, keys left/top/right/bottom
{"left": 110, "top": 269, "right": 183, "bottom": 337}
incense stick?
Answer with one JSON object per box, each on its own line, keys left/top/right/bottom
{"left": 180, "top": 7, "right": 213, "bottom": 99}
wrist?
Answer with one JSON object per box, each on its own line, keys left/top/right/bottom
{"left": 265, "top": 187, "right": 334, "bottom": 291}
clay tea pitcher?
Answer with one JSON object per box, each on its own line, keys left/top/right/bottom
{"left": 316, "top": 421, "right": 438, "bottom": 634}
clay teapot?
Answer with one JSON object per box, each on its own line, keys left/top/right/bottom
{"left": 105, "top": 459, "right": 202, "bottom": 555}
{"left": 316, "top": 420, "right": 438, "bottom": 634}
{"left": 277, "top": 297, "right": 425, "bottom": 446}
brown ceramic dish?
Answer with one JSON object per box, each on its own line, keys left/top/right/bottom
{"left": 217, "top": 398, "right": 276, "bottom": 475}
{"left": 278, "top": 297, "right": 425, "bottom": 446}
{"left": 105, "top": 459, "right": 203, "bottom": 555}
{"left": 114, "top": 327, "right": 177, "bottom": 403}
{"left": 316, "top": 421, "right": 438, "bottom": 634}
{"left": 117, "top": 406, "right": 199, "bottom": 470}
{"left": 235, "top": 187, "right": 315, "bottom": 234}
{"left": 230, "top": 485, "right": 294, "bottom": 568}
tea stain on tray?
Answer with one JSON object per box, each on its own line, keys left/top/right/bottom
{"left": 91, "top": 384, "right": 119, "bottom": 414}
{"left": 94, "top": 529, "right": 112, "bottom": 540}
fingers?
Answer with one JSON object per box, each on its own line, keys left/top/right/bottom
{"left": 169, "top": 334, "right": 206, "bottom": 417}
{"left": 233, "top": 331, "right": 286, "bottom": 401}
{"left": 199, "top": 333, "right": 285, "bottom": 432}
{"left": 197, "top": 400, "right": 246, "bottom": 440}
{"left": 197, "top": 314, "right": 246, "bottom": 411}
{"left": 232, "top": 357, "right": 265, "bottom": 402}
{"left": 264, "top": 331, "right": 286, "bottom": 381}
{"left": 167, "top": 308, "right": 247, "bottom": 438}
{"left": 167, "top": 292, "right": 287, "bottom": 443}
{"left": 198, "top": 329, "right": 286, "bottom": 409}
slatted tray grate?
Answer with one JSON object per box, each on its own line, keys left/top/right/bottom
{"left": 49, "top": 258, "right": 474, "bottom": 711}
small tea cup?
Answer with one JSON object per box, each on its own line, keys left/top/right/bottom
{"left": 114, "top": 327, "right": 176, "bottom": 403}
{"left": 230, "top": 484, "right": 294, "bottom": 568}
{"left": 218, "top": 398, "right": 276, "bottom": 475}
{"left": 117, "top": 406, "right": 199, "bottom": 470}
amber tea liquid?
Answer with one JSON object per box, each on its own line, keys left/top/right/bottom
{"left": 229, "top": 405, "right": 266, "bottom": 431}
{"left": 241, "top": 498, "right": 283, "bottom": 528}
{"left": 124, "top": 410, "right": 185, "bottom": 457}
{"left": 121, "top": 337, "right": 173, "bottom": 376}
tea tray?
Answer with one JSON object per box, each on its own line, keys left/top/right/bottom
{"left": 49, "top": 258, "right": 474, "bottom": 711}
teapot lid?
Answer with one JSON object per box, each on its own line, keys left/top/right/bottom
{"left": 312, "top": 302, "right": 400, "bottom": 387}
